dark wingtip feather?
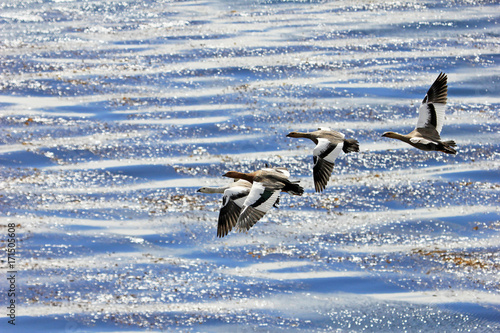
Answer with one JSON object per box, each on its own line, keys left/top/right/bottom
{"left": 313, "top": 157, "right": 335, "bottom": 193}
{"left": 423, "top": 72, "right": 448, "bottom": 105}
{"left": 217, "top": 200, "right": 241, "bottom": 238}
{"left": 236, "top": 206, "right": 266, "bottom": 232}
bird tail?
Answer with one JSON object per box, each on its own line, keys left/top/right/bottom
{"left": 444, "top": 140, "right": 456, "bottom": 147}
{"left": 442, "top": 141, "right": 457, "bottom": 154}
{"left": 342, "top": 139, "right": 360, "bottom": 153}
{"left": 283, "top": 181, "right": 304, "bottom": 196}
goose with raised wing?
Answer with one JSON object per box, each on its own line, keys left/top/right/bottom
{"left": 382, "top": 72, "right": 457, "bottom": 154}
{"left": 287, "top": 128, "right": 359, "bottom": 192}
{"left": 222, "top": 167, "right": 303, "bottom": 233}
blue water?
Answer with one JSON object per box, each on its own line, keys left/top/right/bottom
{"left": 1, "top": 0, "right": 499, "bottom": 332}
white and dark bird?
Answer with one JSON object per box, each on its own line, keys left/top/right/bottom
{"left": 382, "top": 72, "right": 457, "bottom": 154}
{"left": 197, "top": 180, "right": 252, "bottom": 238}
{"left": 287, "top": 128, "right": 359, "bottom": 192}
{"left": 222, "top": 167, "right": 303, "bottom": 233}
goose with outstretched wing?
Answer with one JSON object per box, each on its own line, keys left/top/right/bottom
{"left": 223, "top": 167, "right": 303, "bottom": 233}
{"left": 197, "top": 179, "right": 252, "bottom": 237}
{"left": 382, "top": 72, "right": 457, "bottom": 154}
{"left": 287, "top": 128, "right": 359, "bottom": 192}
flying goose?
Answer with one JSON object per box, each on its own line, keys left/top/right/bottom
{"left": 197, "top": 180, "right": 252, "bottom": 237}
{"left": 223, "top": 167, "right": 303, "bottom": 233}
{"left": 287, "top": 128, "right": 359, "bottom": 192}
{"left": 382, "top": 72, "right": 457, "bottom": 154}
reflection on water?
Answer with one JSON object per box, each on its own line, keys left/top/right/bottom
{"left": 1, "top": 0, "right": 499, "bottom": 331}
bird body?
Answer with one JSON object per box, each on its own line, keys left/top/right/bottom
{"left": 287, "top": 128, "right": 359, "bottom": 192}
{"left": 382, "top": 72, "right": 457, "bottom": 154}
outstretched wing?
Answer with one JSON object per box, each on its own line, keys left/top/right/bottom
{"left": 416, "top": 72, "right": 448, "bottom": 134}
{"left": 217, "top": 185, "right": 250, "bottom": 237}
{"left": 235, "top": 182, "right": 280, "bottom": 232}
{"left": 312, "top": 138, "right": 343, "bottom": 192}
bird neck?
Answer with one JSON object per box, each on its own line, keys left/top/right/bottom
{"left": 288, "top": 132, "right": 317, "bottom": 143}
{"left": 238, "top": 173, "right": 254, "bottom": 183}
{"left": 290, "top": 132, "right": 311, "bottom": 138}
{"left": 395, "top": 133, "right": 411, "bottom": 143}
{"left": 385, "top": 132, "right": 411, "bottom": 143}
{"left": 227, "top": 172, "right": 254, "bottom": 183}
{"left": 204, "top": 187, "right": 228, "bottom": 194}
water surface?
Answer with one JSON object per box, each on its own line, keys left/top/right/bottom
{"left": 0, "top": 0, "right": 499, "bottom": 332}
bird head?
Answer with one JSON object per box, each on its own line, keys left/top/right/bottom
{"left": 286, "top": 132, "right": 302, "bottom": 138}
{"left": 381, "top": 132, "right": 396, "bottom": 138}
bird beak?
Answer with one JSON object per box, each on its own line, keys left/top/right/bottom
{"left": 196, "top": 188, "right": 201, "bottom": 192}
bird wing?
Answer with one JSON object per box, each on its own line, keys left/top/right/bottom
{"left": 261, "top": 167, "right": 291, "bottom": 179}
{"left": 416, "top": 72, "right": 448, "bottom": 134}
{"left": 409, "top": 137, "right": 439, "bottom": 145}
{"left": 322, "top": 129, "right": 345, "bottom": 140}
{"left": 217, "top": 185, "right": 250, "bottom": 237}
{"left": 313, "top": 156, "right": 335, "bottom": 192}
{"left": 271, "top": 167, "right": 290, "bottom": 178}
{"left": 235, "top": 181, "right": 280, "bottom": 232}
{"left": 312, "top": 138, "right": 343, "bottom": 192}
{"left": 231, "top": 179, "right": 253, "bottom": 188}
{"left": 313, "top": 138, "right": 344, "bottom": 163}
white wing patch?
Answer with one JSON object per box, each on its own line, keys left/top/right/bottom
{"left": 432, "top": 103, "right": 446, "bottom": 133}
{"left": 324, "top": 141, "right": 344, "bottom": 163}
{"left": 222, "top": 186, "right": 249, "bottom": 208}
{"left": 313, "top": 139, "right": 328, "bottom": 160}
{"left": 313, "top": 138, "right": 344, "bottom": 164}
{"left": 410, "top": 137, "right": 438, "bottom": 145}
{"left": 233, "top": 179, "right": 252, "bottom": 187}
{"left": 416, "top": 103, "right": 446, "bottom": 134}
{"left": 242, "top": 182, "right": 280, "bottom": 214}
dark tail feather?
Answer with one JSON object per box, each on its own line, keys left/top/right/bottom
{"left": 444, "top": 140, "right": 456, "bottom": 147}
{"left": 342, "top": 139, "right": 360, "bottom": 153}
{"left": 283, "top": 181, "right": 304, "bottom": 196}
{"left": 442, "top": 141, "right": 457, "bottom": 154}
